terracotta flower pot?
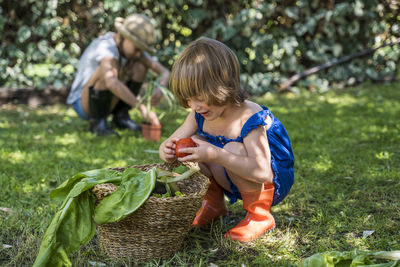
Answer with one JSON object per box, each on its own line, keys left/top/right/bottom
{"left": 141, "top": 122, "right": 162, "bottom": 141}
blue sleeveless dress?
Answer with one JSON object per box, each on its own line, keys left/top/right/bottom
{"left": 195, "top": 105, "right": 294, "bottom": 206}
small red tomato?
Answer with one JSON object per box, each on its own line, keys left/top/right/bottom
{"left": 175, "top": 138, "right": 197, "bottom": 158}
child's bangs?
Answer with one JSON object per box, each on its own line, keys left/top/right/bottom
{"left": 170, "top": 63, "right": 198, "bottom": 107}
{"left": 174, "top": 72, "right": 227, "bottom": 107}
{"left": 170, "top": 37, "right": 243, "bottom": 107}
{"left": 171, "top": 57, "right": 216, "bottom": 107}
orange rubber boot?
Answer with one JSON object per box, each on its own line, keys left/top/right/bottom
{"left": 192, "top": 178, "right": 228, "bottom": 226}
{"left": 225, "top": 184, "right": 275, "bottom": 242}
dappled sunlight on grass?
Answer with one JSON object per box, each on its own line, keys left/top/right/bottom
{"left": 271, "top": 201, "right": 291, "bottom": 213}
{"left": 365, "top": 124, "right": 390, "bottom": 133}
{"left": 54, "top": 133, "right": 79, "bottom": 145}
{"left": 110, "top": 159, "right": 131, "bottom": 167}
{"left": 344, "top": 232, "right": 369, "bottom": 248}
{"left": 55, "top": 150, "right": 69, "bottom": 158}
{"left": 39, "top": 104, "right": 68, "bottom": 114}
{"left": 15, "top": 177, "right": 52, "bottom": 199}
{"left": 85, "top": 158, "right": 107, "bottom": 165}
{"left": 375, "top": 151, "right": 391, "bottom": 160}
{"left": 21, "top": 182, "right": 44, "bottom": 194}
{"left": 6, "top": 151, "right": 27, "bottom": 163}
{"left": 65, "top": 107, "right": 77, "bottom": 116}
{"left": 0, "top": 120, "right": 11, "bottom": 128}
{"left": 324, "top": 94, "right": 358, "bottom": 106}
{"left": 1, "top": 84, "right": 399, "bottom": 265}
{"left": 311, "top": 157, "right": 333, "bottom": 172}
{"left": 258, "top": 85, "right": 400, "bottom": 260}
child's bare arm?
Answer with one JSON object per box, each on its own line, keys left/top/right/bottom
{"left": 179, "top": 126, "right": 274, "bottom": 184}
{"left": 237, "top": 126, "right": 274, "bottom": 183}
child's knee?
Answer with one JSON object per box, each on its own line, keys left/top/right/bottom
{"left": 198, "top": 162, "right": 213, "bottom": 178}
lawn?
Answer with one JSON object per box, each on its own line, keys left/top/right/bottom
{"left": 0, "top": 82, "right": 399, "bottom": 266}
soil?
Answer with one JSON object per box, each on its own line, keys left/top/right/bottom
{"left": 0, "top": 86, "right": 69, "bottom": 107}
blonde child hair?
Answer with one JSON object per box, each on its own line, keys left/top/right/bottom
{"left": 169, "top": 37, "right": 246, "bottom": 108}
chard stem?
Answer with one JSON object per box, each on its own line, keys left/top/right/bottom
{"left": 164, "top": 166, "right": 200, "bottom": 183}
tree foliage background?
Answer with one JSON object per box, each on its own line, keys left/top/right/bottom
{"left": 1, "top": 0, "right": 399, "bottom": 94}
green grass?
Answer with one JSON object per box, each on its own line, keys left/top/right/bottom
{"left": 1, "top": 83, "right": 399, "bottom": 266}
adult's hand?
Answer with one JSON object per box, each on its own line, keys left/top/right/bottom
{"left": 148, "top": 110, "right": 161, "bottom": 126}
{"left": 138, "top": 104, "right": 160, "bottom": 125}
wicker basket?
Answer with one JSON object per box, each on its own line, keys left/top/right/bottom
{"left": 91, "top": 162, "right": 210, "bottom": 262}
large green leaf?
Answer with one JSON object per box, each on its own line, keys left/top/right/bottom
{"left": 94, "top": 167, "right": 157, "bottom": 224}
{"left": 33, "top": 192, "right": 96, "bottom": 267}
{"left": 284, "top": 6, "right": 299, "bottom": 20}
{"left": 34, "top": 167, "right": 158, "bottom": 266}
{"left": 50, "top": 169, "right": 121, "bottom": 201}
{"left": 17, "top": 26, "right": 31, "bottom": 43}
{"left": 299, "top": 250, "right": 400, "bottom": 267}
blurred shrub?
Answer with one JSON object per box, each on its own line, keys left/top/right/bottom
{"left": 0, "top": 0, "right": 399, "bottom": 94}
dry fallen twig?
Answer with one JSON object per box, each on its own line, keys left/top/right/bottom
{"left": 279, "top": 37, "right": 400, "bottom": 92}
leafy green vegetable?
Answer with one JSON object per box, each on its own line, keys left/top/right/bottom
{"left": 50, "top": 169, "right": 122, "bottom": 201}
{"left": 172, "top": 165, "right": 189, "bottom": 174}
{"left": 34, "top": 168, "right": 156, "bottom": 267}
{"left": 155, "top": 165, "right": 199, "bottom": 195}
{"left": 152, "top": 190, "right": 184, "bottom": 198}
{"left": 164, "top": 165, "right": 200, "bottom": 183}
{"left": 299, "top": 249, "right": 400, "bottom": 267}
{"left": 33, "top": 168, "right": 122, "bottom": 267}
{"left": 174, "top": 191, "right": 184, "bottom": 197}
{"left": 94, "top": 168, "right": 156, "bottom": 224}
{"left": 34, "top": 165, "right": 198, "bottom": 266}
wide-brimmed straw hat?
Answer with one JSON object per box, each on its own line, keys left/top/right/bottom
{"left": 114, "top": 14, "right": 156, "bottom": 54}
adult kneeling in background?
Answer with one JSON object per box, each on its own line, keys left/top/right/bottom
{"left": 66, "top": 14, "right": 170, "bottom": 136}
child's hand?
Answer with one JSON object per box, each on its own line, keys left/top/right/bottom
{"left": 161, "top": 138, "right": 179, "bottom": 162}
{"left": 176, "top": 137, "right": 218, "bottom": 163}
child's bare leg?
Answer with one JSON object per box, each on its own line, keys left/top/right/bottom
{"left": 199, "top": 162, "right": 232, "bottom": 192}
{"left": 193, "top": 162, "right": 229, "bottom": 226}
